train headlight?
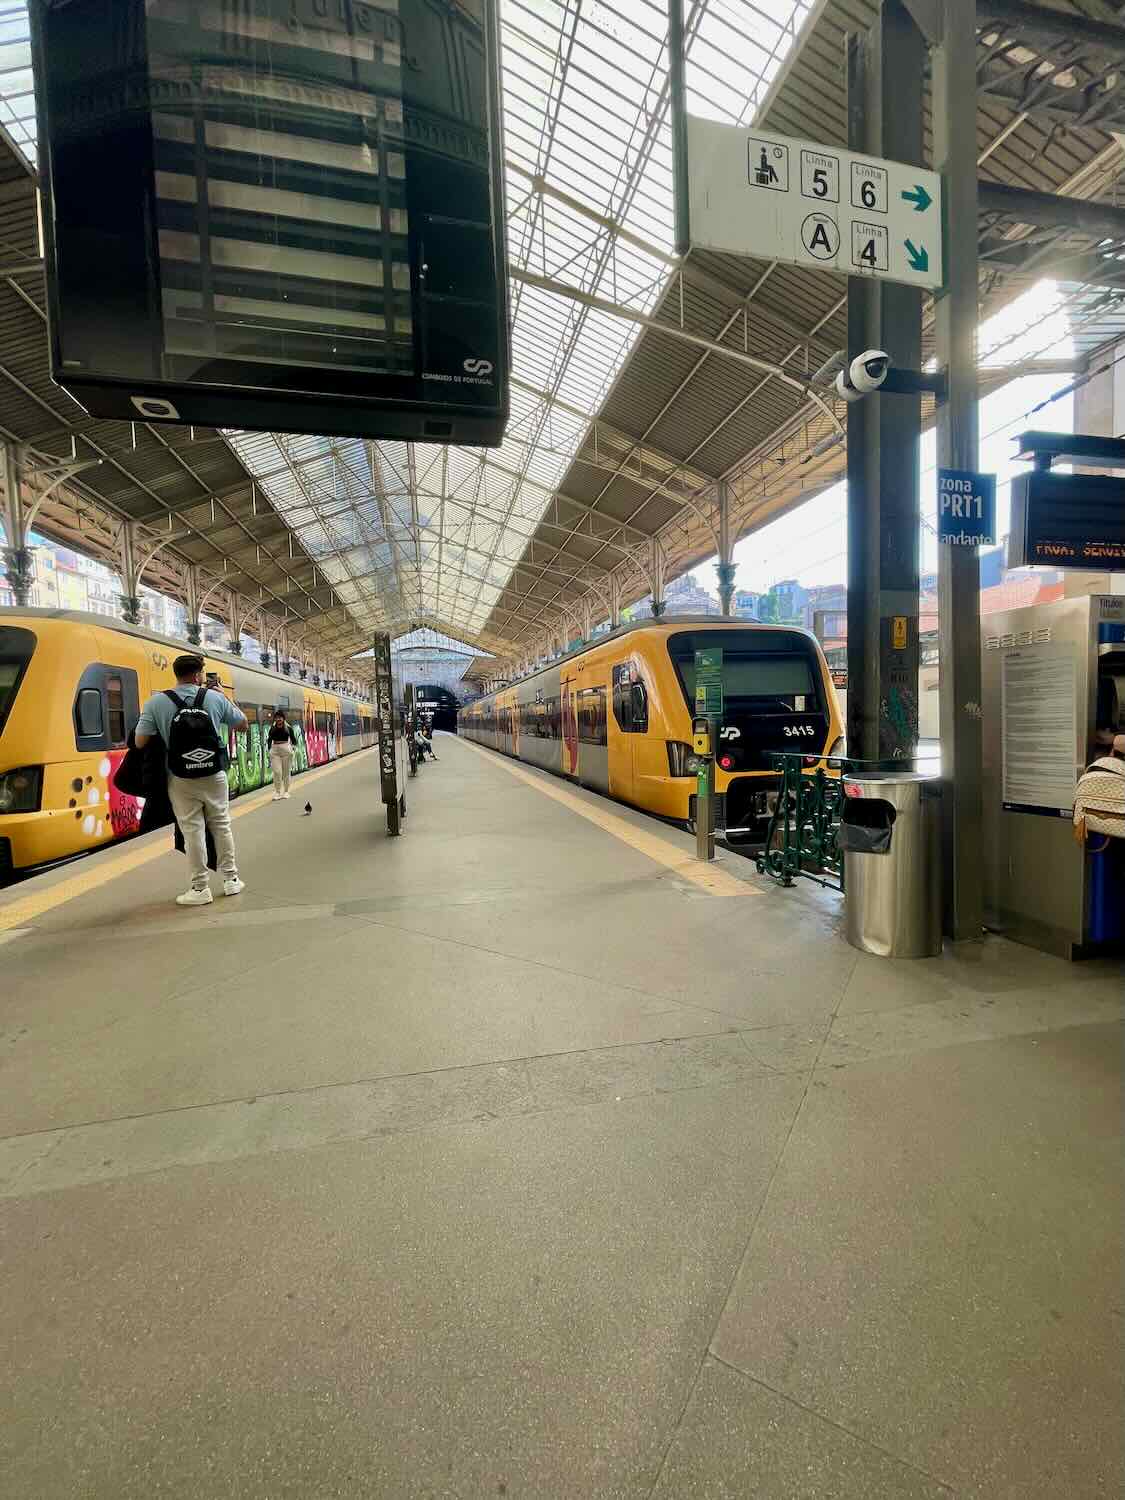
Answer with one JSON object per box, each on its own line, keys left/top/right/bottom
{"left": 0, "top": 766, "right": 43, "bottom": 814}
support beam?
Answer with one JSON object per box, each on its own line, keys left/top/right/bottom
{"left": 668, "top": 0, "right": 690, "bottom": 257}
{"left": 846, "top": 2, "right": 924, "bottom": 762}
{"left": 1, "top": 441, "right": 33, "bottom": 606}
{"left": 935, "top": 0, "right": 984, "bottom": 942}
{"left": 978, "top": 181, "right": 1125, "bottom": 241}
{"left": 980, "top": 0, "right": 1125, "bottom": 55}
{"left": 118, "top": 521, "right": 142, "bottom": 624}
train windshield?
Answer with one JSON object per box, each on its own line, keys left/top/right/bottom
{"left": 669, "top": 633, "right": 821, "bottom": 713}
{"left": 0, "top": 626, "right": 36, "bottom": 739}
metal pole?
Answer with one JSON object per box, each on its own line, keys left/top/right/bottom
{"left": 716, "top": 479, "right": 735, "bottom": 615}
{"left": 695, "top": 755, "right": 715, "bottom": 861}
{"left": 846, "top": 33, "right": 876, "bottom": 760}
{"left": 118, "top": 520, "right": 142, "bottom": 624}
{"left": 934, "top": 0, "right": 983, "bottom": 941}
{"left": 668, "top": 0, "right": 690, "bottom": 258}
{"left": 649, "top": 536, "right": 667, "bottom": 617}
{"left": 845, "top": 3, "right": 924, "bottom": 762}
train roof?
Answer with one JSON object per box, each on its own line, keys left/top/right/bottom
{"left": 0, "top": 607, "right": 373, "bottom": 702}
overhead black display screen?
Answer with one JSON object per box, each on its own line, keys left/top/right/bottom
{"left": 1009, "top": 470, "right": 1125, "bottom": 572}
{"left": 31, "top": 0, "right": 509, "bottom": 445}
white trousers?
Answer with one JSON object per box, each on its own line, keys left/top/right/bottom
{"left": 270, "top": 745, "right": 293, "bottom": 795}
{"left": 168, "top": 773, "right": 238, "bottom": 891}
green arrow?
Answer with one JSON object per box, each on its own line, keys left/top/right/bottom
{"left": 901, "top": 183, "right": 932, "bottom": 212}
{"left": 904, "top": 239, "right": 929, "bottom": 273}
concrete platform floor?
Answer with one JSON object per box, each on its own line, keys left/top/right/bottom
{"left": 0, "top": 733, "right": 1122, "bottom": 1499}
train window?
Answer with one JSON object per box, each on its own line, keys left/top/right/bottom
{"left": 671, "top": 634, "right": 819, "bottom": 713}
{"left": 106, "top": 674, "right": 127, "bottom": 746}
{"left": 612, "top": 662, "right": 648, "bottom": 734}
{"left": 612, "top": 664, "right": 632, "bottom": 731}
{"left": 577, "top": 686, "right": 607, "bottom": 746}
{"left": 75, "top": 688, "right": 103, "bottom": 738}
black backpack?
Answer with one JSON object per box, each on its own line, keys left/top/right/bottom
{"left": 163, "top": 688, "right": 227, "bottom": 779}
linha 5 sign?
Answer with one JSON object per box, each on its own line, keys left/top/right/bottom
{"left": 938, "top": 468, "right": 996, "bottom": 547}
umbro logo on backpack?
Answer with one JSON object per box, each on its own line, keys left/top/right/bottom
{"left": 182, "top": 746, "right": 216, "bottom": 765}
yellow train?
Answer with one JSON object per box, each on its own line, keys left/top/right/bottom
{"left": 0, "top": 608, "right": 376, "bottom": 881}
{"left": 460, "top": 618, "right": 844, "bottom": 835}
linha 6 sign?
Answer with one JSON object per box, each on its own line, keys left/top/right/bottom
{"left": 938, "top": 469, "right": 996, "bottom": 547}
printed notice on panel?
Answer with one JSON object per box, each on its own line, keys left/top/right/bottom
{"left": 1001, "top": 646, "right": 1077, "bottom": 815}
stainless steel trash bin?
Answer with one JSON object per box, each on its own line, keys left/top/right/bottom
{"left": 840, "top": 771, "right": 942, "bottom": 958}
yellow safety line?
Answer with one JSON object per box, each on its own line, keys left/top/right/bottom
{"left": 0, "top": 751, "right": 369, "bottom": 933}
{"left": 457, "top": 737, "right": 759, "bottom": 898}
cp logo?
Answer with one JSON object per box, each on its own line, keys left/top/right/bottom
{"left": 463, "top": 358, "right": 494, "bottom": 376}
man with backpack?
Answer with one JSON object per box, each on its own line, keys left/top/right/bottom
{"left": 134, "top": 653, "right": 249, "bottom": 906}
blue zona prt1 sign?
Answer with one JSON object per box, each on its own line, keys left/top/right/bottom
{"left": 937, "top": 468, "right": 996, "bottom": 547}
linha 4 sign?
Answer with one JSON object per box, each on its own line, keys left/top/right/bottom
{"left": 938, "top": 468, "right": 996, "bottom": 547}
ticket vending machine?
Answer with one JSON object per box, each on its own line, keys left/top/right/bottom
{"left": 982, "top": 594, "right": 1125, "bottom": 957}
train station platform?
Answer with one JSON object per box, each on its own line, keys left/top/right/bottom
{"left": 1, "top": 733, "right": 1122, "bottom": 1499}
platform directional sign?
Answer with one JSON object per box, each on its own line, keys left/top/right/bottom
{"left": 687, "top": 118, "right": 943, "bottom": 291}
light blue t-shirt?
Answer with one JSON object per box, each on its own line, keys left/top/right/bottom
{"left": 135, "top": 685, "right": 246, "bottom": 747}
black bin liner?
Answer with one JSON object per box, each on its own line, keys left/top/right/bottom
{"left": 839, "top": 797, "right": 896, "bottom": 855}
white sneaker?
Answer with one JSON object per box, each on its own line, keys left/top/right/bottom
{"left": 176, "top": 887, "right": 213, "bottom": 907}
{"left": 272, "top": 793, "right": 281, "bottom": 801}
{"left": 282, "top": 792, "right": 291, "bottom": 800}
{"left": 223, "top": 878, "right": 245, "bottom": 897}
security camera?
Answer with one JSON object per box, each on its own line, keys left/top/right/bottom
{"left": 834, "top": 350, "right": 891, "bottom": 402}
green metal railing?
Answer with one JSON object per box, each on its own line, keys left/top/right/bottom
{"left": 756, "top": 752, "right": 847, "bottom": 891}
{"left": 756, "top": 750, "right": 940, "bottom": 892}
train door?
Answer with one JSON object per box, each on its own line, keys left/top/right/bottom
{"left": 74, "top": 662, "right": 140, "bottom": 754}
{"left": 576, "top": 683, "right": 609, "bottom": 792}
{"left": 561, "top": 673, "right": 578, "bottom": 777}
{"left": 73, "top": 662, "right": 141, "bottom": 839}
{"left": 608, "top": 660, "right": 648, "bottom": 799}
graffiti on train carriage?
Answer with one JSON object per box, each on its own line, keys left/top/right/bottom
{"left": 0, "top": 610, "right": 376, "bottom": 882}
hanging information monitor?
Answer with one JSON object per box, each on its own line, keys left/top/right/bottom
{"left": 31, "top": 0, "right": 509, "bottom": 445}
{"left": 1009, "top": 471, "right": 1125, "bottom": 571}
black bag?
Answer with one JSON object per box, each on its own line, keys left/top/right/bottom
{"left": 111, "top": 742, "right": 147, "bottom": 797}
{"left": 164, "top": 688, "right": 227, "bottom": 779}
{"left": 112, "top": 730, "right": 167, "bottom": 798}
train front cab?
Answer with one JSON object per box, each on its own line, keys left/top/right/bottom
{"left": 663, "top": 627, "right": 842, "bottom": 836}
{"left": 461, "top": 621, "right": 842, "bottom": 839}
{"left": 561, "top": 624, "right": 841, "bottom": 835}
